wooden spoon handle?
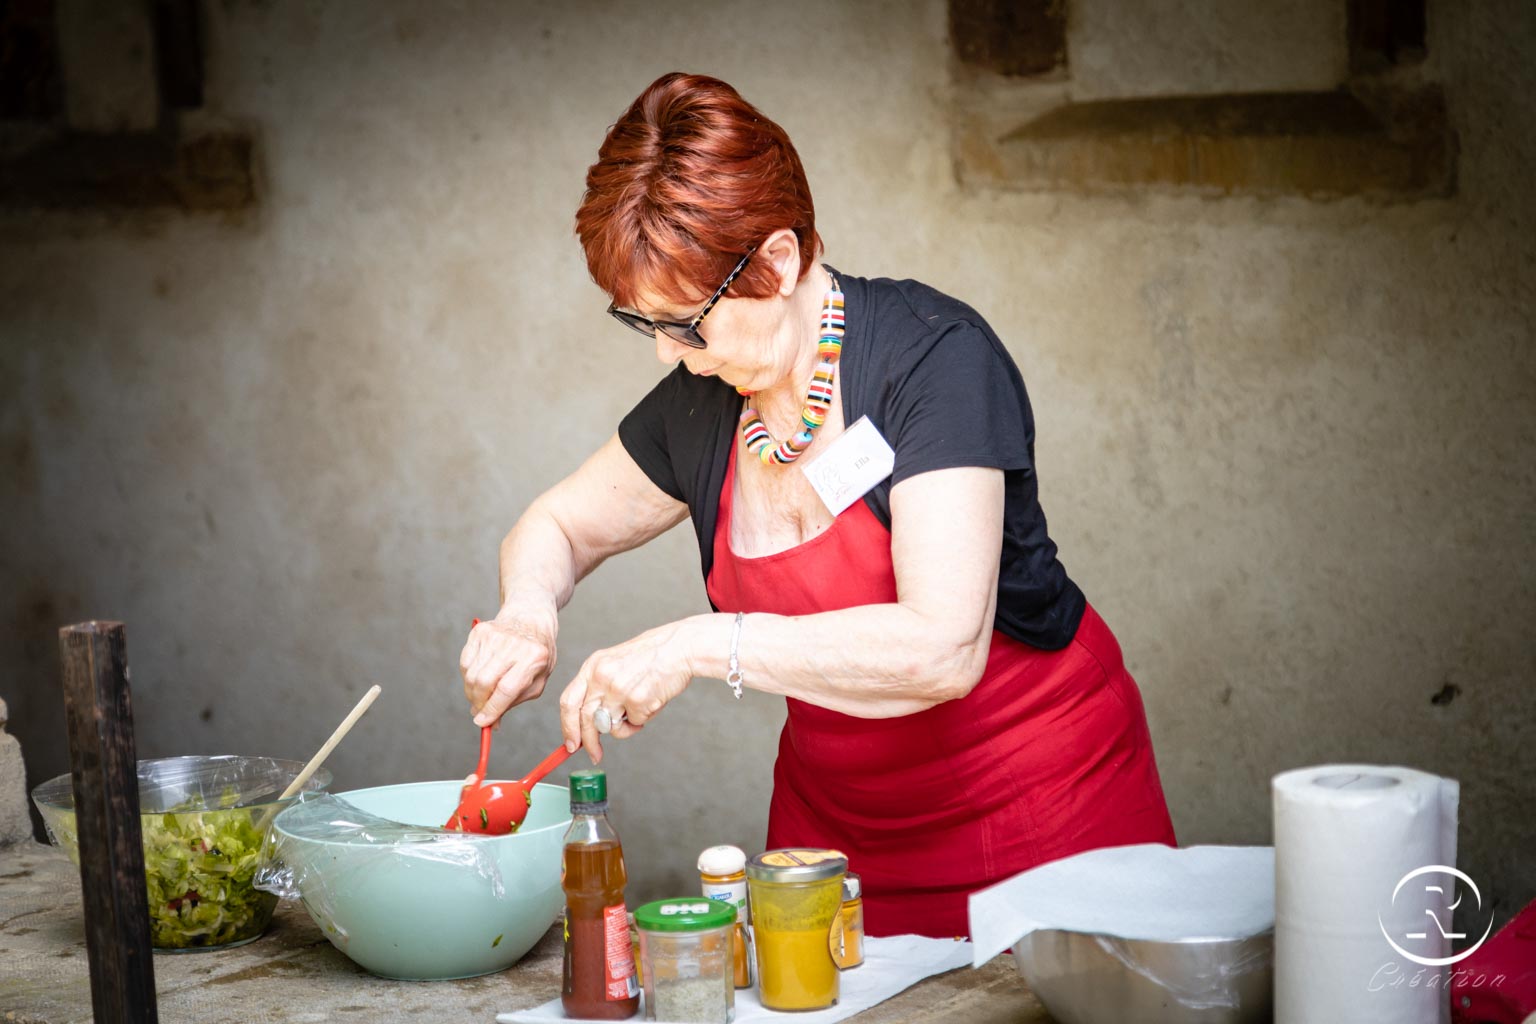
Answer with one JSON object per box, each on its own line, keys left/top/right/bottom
{"left": 521, "top": 743, "right": 573, "bottom": 790}
{"left": 280, "top": 685, "right": 381, "bottom": 801}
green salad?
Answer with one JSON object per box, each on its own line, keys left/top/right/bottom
{"left": 44, "top": 792, "right": 279, "bottom": 949}
{"left": 141, "top": 804, "right": 278, "bottom": 949}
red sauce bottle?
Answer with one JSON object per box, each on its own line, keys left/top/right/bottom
{"left": 561, "top": 769, "right": 639, "bottom": 1019}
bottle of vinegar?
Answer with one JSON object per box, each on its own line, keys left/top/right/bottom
{"left": 561, "top": 769, "right": 640, "bottom": 1020}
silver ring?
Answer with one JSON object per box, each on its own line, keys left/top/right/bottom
{"left": 594, "top": 706, "right": 613, "bottom": 734}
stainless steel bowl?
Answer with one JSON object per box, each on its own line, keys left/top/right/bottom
{"left": 1012, "top": 928, "right": 1274, "bottom": 1024}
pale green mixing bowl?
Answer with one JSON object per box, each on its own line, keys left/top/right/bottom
{"left": 269, "top": 779, "right": 571, "bottom": 980}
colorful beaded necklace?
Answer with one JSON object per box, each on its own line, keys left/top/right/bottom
{"left": 736, "top": 276, "right": 844, "bottom": 466}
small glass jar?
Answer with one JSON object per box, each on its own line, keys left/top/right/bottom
{"left": 634, "top": 899, "right": 736, "bottom": 1023}
{"left": 834, "top": 872, "right": 864, "bottom": 969}
{"left": 698, "top": 844, "right": 753, "bottom": 989}
{"left": 746, "top": 849, "right": 847, "bottom": 1011}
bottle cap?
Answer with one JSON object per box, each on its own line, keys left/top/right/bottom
{"left": 697, "top": 845, "right": 747, "bottom": 876}
{"left": 568, "top": 768, "right": 607, "bottom": 807}
{"left": 633, "top": 898, "right": 737, "bottom": 933}
{"left": 843, "top": 872, "right": 861, "bottom": 900}
{"left": 746, "top": 848, "right": 848, "bottom": 883}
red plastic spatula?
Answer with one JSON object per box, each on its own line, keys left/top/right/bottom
{"left": 445, "top": 723, "right": 494, "bottom": 826}
{"left": 445, "top": 618, "right": 572, "bottom": 834}
{"left": 444, "top": 739, "right": 572, "bottom": 834}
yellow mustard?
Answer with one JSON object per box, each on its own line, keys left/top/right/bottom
{"left": 834, "top": 872, "right": 864, "bottom": 969}
{"left": 746, "top": 848, "right": 848, "bottom": 1011}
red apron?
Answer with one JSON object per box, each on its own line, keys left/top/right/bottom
{"left": 706, "top": 440, "right": 1177, "bottom": 938}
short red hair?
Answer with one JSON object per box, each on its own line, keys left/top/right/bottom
{"left": 575, "top": 73, "right": 821, "bottom": 309}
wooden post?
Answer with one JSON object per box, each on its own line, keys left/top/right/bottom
{"left": 59, "top": 620, "right": 158, "bottom": 1024}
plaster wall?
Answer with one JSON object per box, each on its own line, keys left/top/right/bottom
{"left": 1069, "top": 0, "right": 1348, "bottom": 99}
{"left": 2, "top": 0, "right": 1532, "bottom": 923}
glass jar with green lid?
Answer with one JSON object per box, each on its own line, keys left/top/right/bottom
{"left": 633, "top": 898, "right": 736, "bottom": 1023}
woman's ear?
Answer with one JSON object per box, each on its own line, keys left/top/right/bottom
{"left": 759, "top": 228, "right": 803, "bottom": 299}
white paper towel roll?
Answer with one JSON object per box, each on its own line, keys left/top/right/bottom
{"left": 1273, "top": 764, "right": 1459, "bottom": 1024}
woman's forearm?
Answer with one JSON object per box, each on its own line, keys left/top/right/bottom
{"left": 496, "top": 499, "right": 582, "bottom": 619}
{"left": 470, "top": 434, "right": 691, "bottom": 727}
{"left": 496, "top": 434, "right": 691, "bottom": 623}
{"left": 679, "top": 604, "right": 993, "bottom": 719}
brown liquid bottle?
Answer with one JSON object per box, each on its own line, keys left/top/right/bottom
{"left": 561, "top": 769, "right": 639, "bottom": 1020}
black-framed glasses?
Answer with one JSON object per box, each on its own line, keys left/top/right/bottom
{"left": 607, "top": 245, "right": 758, "bottom": 349}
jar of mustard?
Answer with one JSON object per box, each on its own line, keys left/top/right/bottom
{"left": 834, "top": 872, "right": 864, "bottom": 969}
{"left": 745, "top": 849, "right": 848, "bottom": 1011}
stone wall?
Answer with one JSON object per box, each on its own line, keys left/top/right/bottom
{"left": 0, "top": 698, "right": 32, "bottom": 845}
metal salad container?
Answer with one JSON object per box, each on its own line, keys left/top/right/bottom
{"left": 1011, "top": 927, "right": 1274, "bottom": 1024}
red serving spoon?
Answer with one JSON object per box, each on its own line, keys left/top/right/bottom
{"left": 445, "top": 618, "right": 572, "bottom": 834}
{"left": 444, "top": 737, "right": 572, "bottom": 834}
{"left": 446, "top": 619, "right": 494, "bottom": 825}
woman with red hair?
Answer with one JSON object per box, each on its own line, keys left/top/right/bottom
{"left": 460, "top": 72, "right": 1176, "bottom": 938}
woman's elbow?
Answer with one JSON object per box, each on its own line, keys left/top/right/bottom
{"left": 924, "top": 630, "right": 991, "bottom": 704}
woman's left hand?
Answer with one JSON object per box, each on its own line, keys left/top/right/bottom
{"left": 558, "top": 619, "right": 699, "bottom": 762}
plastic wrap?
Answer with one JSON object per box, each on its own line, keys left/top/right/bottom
{"left": 31, "top": 754, "right": 328, "bottom": 815}
{"left": 30, "top": 755, "right": 330, "bottom": 950}
{"left": 1093, "top": 932, "right": 1273, "bottom": 1012}
{"left": 255, "top": 792, "right": 507, "bottom": 947}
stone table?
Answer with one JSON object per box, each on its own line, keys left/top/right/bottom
{"left": 1, "top": 843, "right": 1053, "bottom": 1024}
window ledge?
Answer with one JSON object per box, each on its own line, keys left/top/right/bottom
{"left": 0, "top": 125, "right": 258, "bottom": 213}
{"left": 956, "top": 86, "right": 1455, "bottom": 200}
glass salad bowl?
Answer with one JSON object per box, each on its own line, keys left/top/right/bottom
{"left": 32, "top": 755, "right": 331, "bottom": 951}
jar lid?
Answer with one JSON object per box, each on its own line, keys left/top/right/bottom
{"left": 746, "top": 848, "right": 848, "bottom": 883}
{"left": 568, "top": 769, "right": 606, "bottom": 806}
{"left": 634, "top": 898, "right": 737, "bottom": 933}
{"left": 843, "top": 872, "right": 861, "bottom": 900}
{"left": 697, "top": 845, "right": 747, "bottom": 876}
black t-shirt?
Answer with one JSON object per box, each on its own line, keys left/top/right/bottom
{"left": 618, "top": 269, "right": 1086, "bottom": 650}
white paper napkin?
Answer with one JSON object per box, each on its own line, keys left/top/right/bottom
{"left": 495, "top": 934, "right": 972, "bottom": 1024}
{"left": 967, "top": 843, "right": 1276, "bottom": 967}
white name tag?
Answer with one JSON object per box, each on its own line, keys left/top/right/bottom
{"left": 803, "top": 415, "right": 896, "bottom": 516}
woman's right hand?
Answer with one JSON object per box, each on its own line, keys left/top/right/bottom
{"left": 460, "top": 598, "right": 560, "bottom": 727}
